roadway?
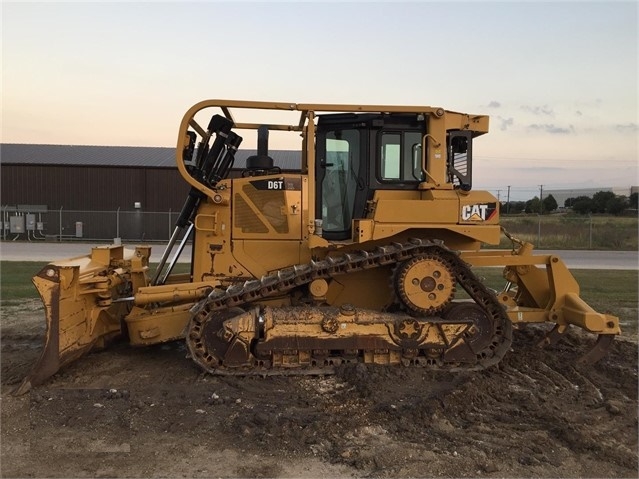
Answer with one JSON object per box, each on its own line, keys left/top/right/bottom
{"left": 0, "top": 241, "right": 637, "bottom": 270}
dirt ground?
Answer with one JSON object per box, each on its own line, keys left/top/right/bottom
{"left": 1, "top": 299, "right": 637, "bottom": 478}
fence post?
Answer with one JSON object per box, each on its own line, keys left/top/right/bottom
{"left": 589, "top": 215, "right": 593, "bottom": 249}
{"left": 537, "top": 215, "right": 541, "bottom": 247}
{"left": 168, "top": 209, "right": 172, "bottom": 240}
{"left": 116, "top": 207, "right": 120, "bottom": 239}
{"left": 59, "top": 206, "right": 63, "bottom": 241}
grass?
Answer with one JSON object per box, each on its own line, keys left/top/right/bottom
{"left": 500, "top": 214, "right": 638, "bottom": 250}
{"left": 1, "top": 262, "right": 48, "bottom": 301}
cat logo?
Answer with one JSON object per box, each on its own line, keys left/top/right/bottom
{"left": 461, "top": 202, "right": 497, "bottom": 222}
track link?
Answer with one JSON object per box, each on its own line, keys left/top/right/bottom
{"left": 186, "top": 238, "right": 513, "bottom": 374}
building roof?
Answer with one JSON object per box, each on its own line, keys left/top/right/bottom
{"left": 0, "top": 143, "right": 302, "bottom": 170}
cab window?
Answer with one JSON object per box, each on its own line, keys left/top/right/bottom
{"left": 379, "top": 131, "right": 423, "bottom": 182}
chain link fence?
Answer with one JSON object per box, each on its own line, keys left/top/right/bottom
{"left": 1, "top": 208, "right": 183, "bottom": 242}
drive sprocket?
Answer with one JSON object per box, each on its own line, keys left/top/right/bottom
{"left": 394, "top": 255, "right": 456, "bottom": 315}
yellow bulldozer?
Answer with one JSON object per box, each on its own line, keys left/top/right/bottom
{"left": 17, "top": 100, "right": 620, "bottom": 394}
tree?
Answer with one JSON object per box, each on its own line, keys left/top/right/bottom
{"left": 502, "top": 201, "right": 526, "bottom": 214}
{"left": 571, "top": 196, "right": 594, "bottom": 215}
{"left": 606, "top": 195, "right": 628, "bottom": 215}
{"left": 508, "top": 201, "right": 526, "bottom": 214}
{"left": 592, "top": 191, "right": 616, "bottom": 214}
{"left": 630, "top": 192, "right": 638, "bottom": 209}
{"left": 525, "top": 197, "right": 541, "bottom": 214}
{"left": 542, "top": 194, "right": 558, "bottom": 213}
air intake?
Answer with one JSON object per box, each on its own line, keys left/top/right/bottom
{"left": 246, "top": 125, "right": 274, "bottom": 170}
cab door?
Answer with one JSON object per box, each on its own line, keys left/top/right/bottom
{"left": 315, "top": 116, "right": 371, "bottom": 241}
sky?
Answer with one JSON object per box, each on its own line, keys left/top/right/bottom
{"left": 2, "top": 1, "right": 637, "bottom": 201}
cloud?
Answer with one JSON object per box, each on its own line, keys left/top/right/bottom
{"left": 487, "top": 101, "right": 501, "bottom": 108}
{"left": 613, "top": 123, "right": 638, "bottom": 133}
{"left": 521, "top": 105, "right": 554, "bottom": 116}
{"left": 497, "top": 116, "right": 514, "bottom": 131}
{"left": 527, "top": 124, "right": 575, "bottom": 134}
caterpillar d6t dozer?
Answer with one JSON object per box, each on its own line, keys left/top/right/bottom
{"left": 17, "top": 100, "right": 620, "bottom": 394}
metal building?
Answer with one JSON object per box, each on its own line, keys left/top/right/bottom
{"left": 1, "top": 144, "right": 301, "bottom": 241}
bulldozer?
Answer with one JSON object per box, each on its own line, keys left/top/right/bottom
{"left": 17, "top": 99, "right": 620, "bottom": 394}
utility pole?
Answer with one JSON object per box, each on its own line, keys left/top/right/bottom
{"left": 539, "top": 184, "right": 544, "bottom": 214}
{"left": 507, "top": 185, "right": 511, "bottom": 214}
{"left": 496, "top": 190, "right": 501, "bottom": 203}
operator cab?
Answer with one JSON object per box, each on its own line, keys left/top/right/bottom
{"left": 315, "top": 113, "right": 474, "bottom": 241}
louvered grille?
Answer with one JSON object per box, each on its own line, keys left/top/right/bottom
{"left": 234, "top": 184, "right": 289, "bottom": 234}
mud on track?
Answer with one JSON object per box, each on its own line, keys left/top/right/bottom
{"left": 1, "top": 299, "right": 637, "bottom": 478}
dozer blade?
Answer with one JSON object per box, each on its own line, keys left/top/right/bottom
{"left": 15, "top": 245, "right": 150, "bottom": 395}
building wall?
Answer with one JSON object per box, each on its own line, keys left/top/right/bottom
{"left": 1, "top": 164, "right": 301, "bottom": 240}
{"left": 1, "top": 164, "right": 190, "bottom": 211}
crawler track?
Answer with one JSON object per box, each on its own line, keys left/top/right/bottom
{"left": 186, "top": 238, "right": 513, "bottom": 374}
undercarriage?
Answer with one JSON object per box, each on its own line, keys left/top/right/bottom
{"left": 187, "top": 239, "right": 513, "bottom": 374}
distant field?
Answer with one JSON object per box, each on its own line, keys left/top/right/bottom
{"left": 2, "top": 261, "right": 636, "bottom": 340}
{"left": 500, "top": 214, "right": 638, "bottom": 250}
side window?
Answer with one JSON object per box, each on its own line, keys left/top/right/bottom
{"left": 379, "top": 131, "right": 423, "bottom": 182}
{"left": 381, "top": 133, "right": 401, "bottom": 179}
